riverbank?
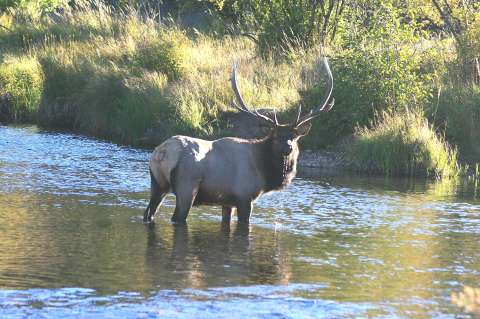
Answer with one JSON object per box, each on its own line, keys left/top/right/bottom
{"left": 1, "top": 2, "right": 477, "bottom": 178}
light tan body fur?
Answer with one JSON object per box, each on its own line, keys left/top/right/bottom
{"left": 144, "top": 133, "right": 299, "bottom": 223}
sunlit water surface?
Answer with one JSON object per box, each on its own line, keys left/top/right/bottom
{"left": 0, "top": 125, "right": 479, "bottom": 318}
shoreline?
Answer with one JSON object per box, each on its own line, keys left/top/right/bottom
{"left": 4, "top": 123, "right": 478, "bottom": 178}
{"left": 1, "top": 122, "right": 350, "bottom": 173}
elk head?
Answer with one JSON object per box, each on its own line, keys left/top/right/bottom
{"left": 231, "top": 58, "right": 334, "bottom": 167}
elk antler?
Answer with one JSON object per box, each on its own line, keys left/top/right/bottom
{"left": 294, "top": 57, "right": 334, "bottom": 127}
{"left": 231, "top": 62, "right": 279, "bottom": 126}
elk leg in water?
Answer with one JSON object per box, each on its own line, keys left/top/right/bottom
{"left": 144, "top": 170, "right": 168, "bottom": 223}
{"left": 171, "top": 184, "right": 199, "bottom": 224}
{"left": 144, "top": 191, "right": 167, "bottom": 223}
{"left": 222, "top": 206, "right": 235, "bottom": 222}
{"left": 236, "top": 201, "right": 252, "bottom": 223}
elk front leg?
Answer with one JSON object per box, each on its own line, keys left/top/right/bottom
{"left": 236, "top": 201, "right": 252, "bottom": 223}
{"left": 222, "top": 206, "right": 235, "bottom": 223}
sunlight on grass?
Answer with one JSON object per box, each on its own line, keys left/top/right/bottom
{"left": 0, "top": 55, "right": 43, "bottom": 121}
{"left": 349, "top": 109, "right": 459, "bottom": 178}
{"left": 0, "top": 0, "right": 477, "bottom": 178}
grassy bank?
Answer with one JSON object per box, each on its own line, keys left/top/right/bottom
{"left": 349, "top": 110, "right": 459, "bottom": 178}
{"left": 0, "top": 1, "right": 478, "bottom": 178}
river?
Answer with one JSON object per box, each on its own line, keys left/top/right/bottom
{"left": 0, "top": 125, "right": 479, "bottom": 318}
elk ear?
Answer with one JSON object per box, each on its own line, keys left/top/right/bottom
{"left": 295, "top": 122, "right": 312, "bottom": 137}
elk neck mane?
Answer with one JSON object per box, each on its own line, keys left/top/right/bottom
{"left": 253, "top": 134, "right": 297, "bottom": 192}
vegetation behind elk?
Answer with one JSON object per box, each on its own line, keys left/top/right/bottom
{"left": 0, "top": 0, "right": 479, "bottom": 178}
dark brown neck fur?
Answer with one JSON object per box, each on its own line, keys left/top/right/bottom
{"left": 254, "top": 135, "right": 298, "bottom": 192}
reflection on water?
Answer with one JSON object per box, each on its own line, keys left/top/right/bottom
{"left": 0, "top": 125, "right": 479, "bottom": 318}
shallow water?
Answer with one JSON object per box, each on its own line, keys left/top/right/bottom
{"left": 0, "top": 125, "right": 479, "bottom": 318}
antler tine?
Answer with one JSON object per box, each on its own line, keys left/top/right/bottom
{"left": 295, "top": 103, "right": 302, "bottom": 125}
{"left": 295, "top": 57, "right": 334, "bottom": 127}
{"left": 231, "top": 62, "right": 276, "bottom": 126}
{"left": 273, "top": 107, "right": 279, "bottom": 125}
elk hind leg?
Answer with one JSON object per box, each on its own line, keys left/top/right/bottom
{"left": 171, "top": 183, "right": 199, "bottom": 224}
{"left": 144, "top": 170, "right": 168, "bottom": 223}
{"left": 236, "top": 201, "right": 252, "bottom": 223}
{"left": 222, "top": 206, "right": 235, "bottom": 223}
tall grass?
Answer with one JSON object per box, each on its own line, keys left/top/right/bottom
{"left": 0, "top": 1, "right": 117, "bottom": 53}
{"left": 0, "top": 55, "right": 43, "bottom": 122}
{"left": 431, "top": 83, "right": 480, "bottom": 164}
{"left": 349, "top": 110, "right": 459, "bottom": 178}
{"left": 0, "top": 2, "right": 314, "bottom": 143}
{"left": 0, "top": 0, "right": 476, "bottom": 179}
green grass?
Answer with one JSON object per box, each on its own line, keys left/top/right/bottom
{"left": 430, "top": 83, "right": 480, "bottom": 164}
{"left": 349, "top": 110, "right": 459, "bottom": 178}
{"left": 1, "top": 3, "right": 309, "bottom": 143}
{"left": 0, "top": 55, "right": 43, "bottom": 122}
{"left": 0, "top": 1, "right": 117, "bottom": 53}
{"left": 0, "top": 0, "right": 477, "bottom": 179}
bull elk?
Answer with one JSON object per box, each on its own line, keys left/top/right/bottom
{"left": 144, "top": 58, "right": 334, "bottom": 224}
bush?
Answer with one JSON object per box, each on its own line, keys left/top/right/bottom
{"left": 431, "top": 84, "right": 480, "bottom": 163}
{"left": 299, "top": 45, "right": 434, "bottom": 149}
{"left": 134, "top": 30, "right": 189, "bottom": 80}
{"left": 216, "top": 0, "right": 345, "bottom": 56}
{"left": 349, "top": 110, "right": 459, "bottom": 178}
{"left": 299, "top": 1, "right": 436, "bottom": 149}
{"left": 0, "top": 55, "right": 43, "bottom": 122}
{"left": 113, "top": 71, "right": 171, "bottom": 142}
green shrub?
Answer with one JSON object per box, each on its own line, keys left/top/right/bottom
{"left": 134, "top": 31, "right": 189, "bottom": 80}
{"left": 431, "top": 84, "right": 480, "bottom": 163}
{"left": 299, "top": 1, "right": 435, "bottom": 149}
{"left": 349, "top": 110, "right": 459, "bottom": 178}
{"left": 36, "top": 28, "right": 183, "bottom": 143}
{"left": 113, "top": 71, "right": 171, "bottom": 142}
{"left": 0, "top": 55, "right": 43, "bottom": 121}
{"left": 299, "top": 45, "right": 434, "bottom": 149}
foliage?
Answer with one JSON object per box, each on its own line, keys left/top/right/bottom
{"left": 0, "top": 0, "right": 118, "bottom": 53}
{"left": 214, "top": 0, "right": 345, "bottom": 55}
{"left": 134, "top": 29, "right": 189, "bottom": 80}
{"left": 0, "top": 0, "right": 479, "bottom": 173}
{"left": 427, "top": 0, "right": 480, "bottom": 83}
{"left": 0, "top": 2, "right": 303, "bottom": 144}
{"left": 0, "top": 0, "right": 18, "bottom": 12}
{"left": 456, "top": 15, "right": 480, "bottom": 83}
{"left": 452, "top": 286, "right": 480, "bottom": 317}
{"left": 0, "top": 55, "right": 44, "bottom": 121}
{"left": 38, "top": 40, "right": 172, "bottom": 142}
{"left": 0, "top": 0, "right": 68, "bottom": 17}
{"left": 430, "top": 83, "right": 480, "bottom": 163}
{"left": 349, "top": 109, "right": 459, "bottom": 178}
{"left": 301, "top": 1, "right": 435, "bottom": 148}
